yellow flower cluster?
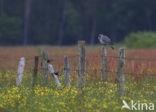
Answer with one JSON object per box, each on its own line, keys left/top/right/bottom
{"left": 0, "top": 71, "right": 155, "bottom": 112}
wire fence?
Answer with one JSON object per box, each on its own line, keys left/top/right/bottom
{"left": 0, "top": 46, "right": 155, "bottom": 98}
{"left": 49, "top": 54, "right": 156, "bottom": 78}
{"left": 0, "top": 49, "right": 155, "bottom": 97}
{"left": 0, "top": 50, "right": 156, "bottom": 82}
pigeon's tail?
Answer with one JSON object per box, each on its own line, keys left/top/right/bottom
{"left": 110, "top": 45, "right": 114, "bottom": 50}
{"left": 110, "top": 42, "right": 114, "bottom": 50}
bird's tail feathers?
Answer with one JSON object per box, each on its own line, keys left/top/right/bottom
{"left": 110, "top": 42, "right": 114, "bottom": 50}
{"left": 110, "top": 45, "right": 114, "bottom": 50}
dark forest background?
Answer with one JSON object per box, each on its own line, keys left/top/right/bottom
{"left": 0, "top": 0, "right": 156, "bottom": 46}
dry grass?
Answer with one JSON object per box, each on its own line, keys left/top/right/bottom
{"left": 0, "top": 46, "right": 156, "bottom": 81}
{"left": 0, "top": 46, "right": 156, "bottom": 112}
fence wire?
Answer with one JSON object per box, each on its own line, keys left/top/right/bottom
{"left": 0, "top": 54, "right": 156, "bottom": 78}
{"left": 50, "top": 54, "right": 156, "bottom": 82}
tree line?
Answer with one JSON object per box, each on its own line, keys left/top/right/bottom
{"left": 0, "top": 0, "right": 156, "bottom": 45}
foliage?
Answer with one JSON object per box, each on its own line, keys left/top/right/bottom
{"left": 1, "top": 0, "right": 156, "bottom": 45}
{"left": 0, "top": 46, "right": 156, "bottom": 111}
{"left": 0, "top": 71, "right": 155, "bottom": 112}
{"left": 0, "top": 15, "right": 23, "bottom": 45}
{"left": 125, "top": 32, "right": 156, "bottom": 48}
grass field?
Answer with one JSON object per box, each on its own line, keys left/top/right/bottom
{"left": 0, "top": 46, "right": 156, "bottom": 112}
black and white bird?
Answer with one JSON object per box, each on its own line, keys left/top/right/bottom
{"left": 98, "top": 34, "right": 114, "bottom": 49}
{"left": 47, "top": 59, "right": 60, "bottom": 76}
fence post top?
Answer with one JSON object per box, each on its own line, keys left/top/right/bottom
{"left": 41, "top": 49, "right": 48, "bottom": 58}
{"left": 64, "top": 55, "right": 68, "bottom": 58}
{"left": 20, "top": 57, "right": 25, "bottom": 61}
{"left": 41, "top": 49, "right": 47, "bottom": 53}
{"left": 119, "top": 48, "right": 125, "bottom": 51}
{"left": 119, "top": 48, "right": 125, "bottom": 58}
{"left": 78, "top": 40, "right": 85, "bottom": 45}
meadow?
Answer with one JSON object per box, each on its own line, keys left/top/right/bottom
{"left": 0, "top": 46, "right": 156, "bottom": 112}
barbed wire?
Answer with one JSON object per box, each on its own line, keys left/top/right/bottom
{"left": 107, "top": 56, "right": 156, "bottom": 62}
{"left": 1, "top": 54, "right": 156, "bottom": 62}
{"left": 48, "top": 55, "right": 156, "bottom": 62}
{"left": 0, "top": 56, "right": 34, "bottom": 61}
{"left": 106, "top": 70, "right": 156, "bottom": 77}
{"left": 0, "top": 54, "right": 156, "bottom": 77}
{"left": 56, "top": 67, "right": 156, "bottom": 77}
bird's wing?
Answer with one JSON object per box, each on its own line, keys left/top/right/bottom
{"left": 102, "top": 35, "right": 111, "bottom": 43}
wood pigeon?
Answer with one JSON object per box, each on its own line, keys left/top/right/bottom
{"left": 98, "top": 34, "right": 114, "bottom": 49}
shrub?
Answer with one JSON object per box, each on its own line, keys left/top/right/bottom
{"left": 0, "top": 15, "right": 23, "bottom": 45}
{"left": 124, "top": 32, "right": 156, "bottom": 48}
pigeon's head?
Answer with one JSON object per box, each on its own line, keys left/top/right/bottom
{"left": 98, "top": 34, "right": 104, "bottom": 40}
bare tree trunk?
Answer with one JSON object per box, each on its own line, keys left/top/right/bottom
{"left": 84, "top": 0, "right": 97, "bottom": 45}
{"left": 58, "top": 0, "right": 67, "bottom": 45}
{"left": 146, "top": 10, "right": 152, "bottom": 30}
{"left": 23, "top": 0, "right": 32, "bottom": 46}
{"left": 90, "top": 18, "right": 97, "bottom": 45}
{"left": 0, "top": 0, "right": 3, "bottom": 16}
{"left": 45, "top": 1, "right": 52, "bottom": 42}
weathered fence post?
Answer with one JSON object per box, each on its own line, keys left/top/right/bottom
{"left": 117, "top": 48, "right": 126, "bottom": 96}
{"left": 16, "top": 57, "right": 25, "bottom": 86}
{"left": 41, "top": 50, "right": 48, "bottom": 85}
{"left": 77, "top": 40, "right": 86, "bottom": 89}
{"left": 32, "top": 56, "right": 39, "bottom": 87}
{"left": 48, "top": 64, "right": 61, "bottom": 87}
{"left": 102, "top": 45, "right": 107, "bottom": 82}
{"left": 64, "top": 56, "right": 70, "bottom": 87}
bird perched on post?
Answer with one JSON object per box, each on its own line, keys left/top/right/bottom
{"left": 47, "top": 59, "right": 60, "bottom": 76}
{"left": 98, "top": 34, "right": 114, "bottom": 49}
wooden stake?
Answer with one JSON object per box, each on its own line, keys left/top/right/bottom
{"left": 117, "top": 48, "right": 126, "bottom": 96}
{"left": 32, "top": 56, "right": 39, "bottom": 87}
{"left": 41, "top": 50, "right": 48, "bottom": 85}
{"left": 16, "top": 57, "right": 25, "bottom": 86}
{"left": 77, "top": 40, "right": 86, "bottom": 89}
{"left": 64, "top": 56, "right": 70, "bottom": 87}
{"left": 102, "top": 45, "right": 107, "bottom": 82}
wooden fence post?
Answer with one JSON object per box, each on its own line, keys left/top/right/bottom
{"left": 64, "top": 56, "right": 70, "bottom": 87}
{"left": 32, "top": 56, "right": 39, "bottom": 87}
{"left": 16, "top": 57, "right": 25, "bottom": 86}
{"left": 48, "top": 64, "right": 61, "bottom": 87}
{"left": 117, "top": 48, "right": 126, "bottom": 96}
{"left": 41, "top": 50, "right": 48, "bottom": 85}
{"left": 77, "top": 40, "right": 86, "bottom": 89}
{"left": 102, "top": 45, "right": 107, "bottom": 82}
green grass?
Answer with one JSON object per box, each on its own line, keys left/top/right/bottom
{"left": 0, "top": 71, "right": 155, "bottom": 112}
